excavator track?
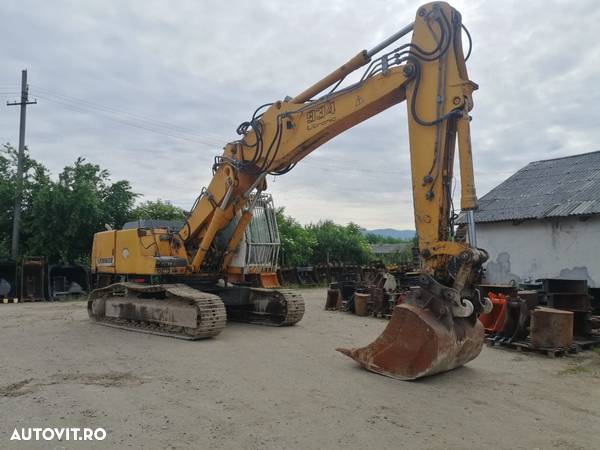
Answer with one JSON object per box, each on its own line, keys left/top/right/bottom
{"left": 276, "top": 289, "right": 305, "bottom": 326}
{"left": 225, "top": 288, "right": 305, "bottom": 326}
{"left": 169, "top": 276, "right": 306, "bottom": 327}
{"left": 88, "top": 282, "right": 227, "bottom": 340}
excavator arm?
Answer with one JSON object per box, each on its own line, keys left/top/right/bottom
{"left": 179, "top": 2, "right": 485, "bottom": 299}
{"left": 90, "top": 2, "right": 490, "bottom": 380}
{"left": 168, "top": 2, "right": 491, "bottom": 379}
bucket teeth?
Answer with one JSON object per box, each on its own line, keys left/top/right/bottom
{"left": 337, "top": 303, "right": 484, "bottom": 380}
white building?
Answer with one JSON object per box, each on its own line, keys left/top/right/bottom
{"left": 467, "top": 151, "right": 600, "bottom": 287}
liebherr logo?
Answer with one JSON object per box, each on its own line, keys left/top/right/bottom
{"left": 10, "top": 427, "right": 107, "bottom": 442}
{"left": 96, "top": 257, "right": 114, "bottom": 266}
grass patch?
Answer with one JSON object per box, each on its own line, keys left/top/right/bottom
{"left": 558, "top": 365, "right": 592, "bottom": 376}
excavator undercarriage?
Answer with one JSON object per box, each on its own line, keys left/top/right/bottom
{"left": 88, "top": 283, "right": 227, "bottom": 340}
{"left": 88, "top": 282, "right": 305, "bottom": 339}
{"left": 216, "top": 287, "right": 305, "bottom": 326}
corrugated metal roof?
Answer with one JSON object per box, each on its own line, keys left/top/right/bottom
{"left": 462, "top": 151, "right": 600, "bottom": 223}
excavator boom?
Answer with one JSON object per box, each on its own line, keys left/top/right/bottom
{"left": 89, "top": 2, "right": 489, "bottom": 379}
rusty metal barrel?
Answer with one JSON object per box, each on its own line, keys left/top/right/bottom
{"left": 531, "top": 307, "right": 573, "bottom": 349}
{"left": 354, "top": 293, "right": 371, "bottom": 316}
{"left": 325, "top": 288, "right": 342, "bottom": 310}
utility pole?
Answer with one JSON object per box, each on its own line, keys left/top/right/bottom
{"left": 7, "top": 69, "right": 37, "bottom": 259}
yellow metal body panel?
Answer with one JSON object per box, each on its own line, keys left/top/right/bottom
{"left": 91, "top": 231, "right": 116, "bottom": 274}
{"left": 115, "top": 229, "right": 158, "bottom": 275}
{"left": 92, "top": 228, "right": 187, "bottom": 276}
{"left": 90, "top": 2, "right": 480, "bottom": 282}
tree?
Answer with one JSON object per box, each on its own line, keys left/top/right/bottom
{"left": 0, "top": 143, "right": 50, "bottom": 256}
{"left": 22, "top": 158, "right": 137, "bottom": 263}
{"left": 129, "top": 199, "right": 186, "bottom": 221}
{"left": 0, "top": 143, "right": 392, "bottom": 268}
{"left": 275, "top": 208, "right": 316, "bottom": 267}
{"left": 364, "top": 231, "right": 415, "bottom": 265}
{"left": 1, "top": 147, "right": 186, "bottom": 264}
{"left": 306, "top": 220, "right": 373, "bottom": 265}
{"left": 104, "top": 180, "right": 139, "bottom": 228}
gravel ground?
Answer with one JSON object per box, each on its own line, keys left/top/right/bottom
{"left": 0, "top": 288, "right": 599, "bottom": 449}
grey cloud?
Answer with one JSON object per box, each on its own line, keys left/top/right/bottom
{"left": 1, "top": 0, "right": 599, "bottom": 230}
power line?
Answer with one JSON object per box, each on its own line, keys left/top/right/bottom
{"left": 33, "top": 92, "right": 224, "bottom": 146}
{"left": 24, "top": 86, "right": 516, "bottom": 179}
{"left": 24, "top": 89, "right": 413, "bottom": 175}
{"left": 29, "top": 85, "right": 227, "bottom": 144}
{"left": 33, "top": 93, "right": 224, "bottom": 147}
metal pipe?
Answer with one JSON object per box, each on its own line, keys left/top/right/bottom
{"left": 366, "top": 22, "right": 414, "bottom": 58}
{"left": 291, "top": 51, "right": 369, "bottom": 103}
{"left": 291, "top": 22, "right": 414, "bottom": 104}
{"left": 191, "top": 183, "right": 235, "bottom": 272}
{"left": 466, "top": 209, "right": 477, "bottom": 248}
{"left": 221, "top": 183, "right": 234, "bottom": 210}
{"left": 220, "top": 189, "right": 263, "bottom": 271}
{"left": 243, "top": 173, "right": 267, "bottom": 199}
{"left": 246, "top": 189, "right": 262, "bottom": 211}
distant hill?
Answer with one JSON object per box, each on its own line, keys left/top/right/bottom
{"left": 364, "top": 228, "right": 415, "bottom": 240}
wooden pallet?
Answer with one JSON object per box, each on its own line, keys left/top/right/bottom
{"left": 572, "top": 337, "right": 600, "bottom": 351}
{"left": 371, "top": 312, "right": 392, "bottom": 320}
{"left": 486, "top": 335, "right": 600, "bottom": 356}
{"left": 485, "top": 337, "right": 576, "bottom": 357}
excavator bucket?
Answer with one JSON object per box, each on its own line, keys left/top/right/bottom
{"left": 337, "top": 303, "right": 484, "bottom": 380}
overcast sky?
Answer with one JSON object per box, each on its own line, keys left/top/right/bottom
{"left": 1, "top": 0, "right": 599, "bottom": 229}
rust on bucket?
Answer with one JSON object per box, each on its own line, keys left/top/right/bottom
{"left": 337, "top": 303, "right": 484, "bottom": 380}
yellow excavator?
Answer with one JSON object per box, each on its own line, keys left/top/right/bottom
{"left": 88, "top": 2, "right": 492, "bottom": 380}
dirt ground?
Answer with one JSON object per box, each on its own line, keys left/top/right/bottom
{"left": 0, "top": 288, "right": 599, "bottom": 449}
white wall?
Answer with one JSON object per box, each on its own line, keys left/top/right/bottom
{"left": 476, "top": 216, "right": 600, "bottom": 287}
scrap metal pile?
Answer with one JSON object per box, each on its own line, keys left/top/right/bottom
{"left": 324, "top": 267, "right": 419, "bottom": 319}
{"left": 480, "top": 278, "right": 600, "bottom": 355}
{"left": 278, "top": 263, "right": 397, "bottom": 288}
{"left": 323, "top": 272, "right": 600, "bottom": 356}
{"left": 0, "top": 257, "right": 90, "bottom": 303}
